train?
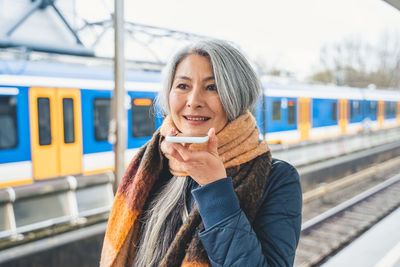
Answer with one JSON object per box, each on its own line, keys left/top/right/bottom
{"left": 256, "top": 82, "right": 400, "bottom": 144}
{"left": 1, "top": 58, "right": 400, "bottom": 188}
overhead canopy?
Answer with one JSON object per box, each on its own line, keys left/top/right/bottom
{"left": 0, "top": 0, "right": 94, "bottom": 57}
{"left": 0, "top": 0, "right": 208, "bottom": 62}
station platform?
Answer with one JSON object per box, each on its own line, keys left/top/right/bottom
{"left": 322, "top": 206, "right": 400, "bottom": 267}
{"left": 270, "top": 127, "right": 400, "bottom": 167}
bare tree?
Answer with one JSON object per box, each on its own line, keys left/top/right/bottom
{"left": 309, "top": 32, "right": 400, "bottom": 90}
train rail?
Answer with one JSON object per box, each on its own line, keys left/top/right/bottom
{"left": 301, "top": 155, "right": 400, "bottom": 221}
{"left": 294, "top": 172, "right": 400, "bottom": 266}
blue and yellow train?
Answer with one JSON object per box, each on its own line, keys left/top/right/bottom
{"left": 1, "top": 59, "right": 399, "bottom": 188}
{"left": 256, "top": 82, "right": 400, "bottom": 144}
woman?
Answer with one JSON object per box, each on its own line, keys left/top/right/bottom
{"left": 100, "top": 39, "right": 302, "bottom": 267}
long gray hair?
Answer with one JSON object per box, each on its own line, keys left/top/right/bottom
{"left": 157, "top": 39, "right": 262, "bottom": 121}
{"left": 133, "top": 176, "right": 188, "bottom": 267}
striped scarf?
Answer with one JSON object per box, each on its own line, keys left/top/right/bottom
{"left": 100, "top": 111, "right": 272, "bottom": 266}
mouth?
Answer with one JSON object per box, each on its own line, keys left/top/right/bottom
{"left": 183, "top": 115, "right": 211, "bottom": 121}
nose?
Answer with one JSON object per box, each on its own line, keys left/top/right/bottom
{"left": 187, "top": 85, "right": 204, "bottom": 109}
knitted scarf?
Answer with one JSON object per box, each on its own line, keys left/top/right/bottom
{"left": 100, "top": 111, "right": 272, "bottom": 267}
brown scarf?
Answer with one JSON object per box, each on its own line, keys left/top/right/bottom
{"left": 100, "top": 111, "right": 272, "bottom": 267}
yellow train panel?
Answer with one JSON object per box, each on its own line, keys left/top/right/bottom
{"left": 397, "top": 102, "right": 400, "bottom": 123}
{"left": 378, "top": 101, "right": 384, "bottom": 128}
{"left": 56, "top": 89, "right": 83, "bottom": 176}
{"left": 29, "top": 87, "right": 59, "bottom": 179}
{"left": 298, "top": 98, "right": 311, "bottom": 140}
{"left": 29, "top": 87, "right": 83, "bottom": 180}
{"left": 338, "top": 99, "right": 348, "bottom": 134}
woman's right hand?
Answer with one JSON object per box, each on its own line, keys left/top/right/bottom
{"left": 163, "top": 128, "right": 227, "bottom": 186}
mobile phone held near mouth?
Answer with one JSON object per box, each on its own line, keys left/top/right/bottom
{"left": 165, "top": 136, "right": 209, "bottom": 143}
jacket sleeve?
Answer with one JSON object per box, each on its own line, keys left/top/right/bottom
{"left": 191, "top": 160, "right": 302, "bottom": 267}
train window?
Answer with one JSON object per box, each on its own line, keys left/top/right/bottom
{"left": 93, "top": 98, "right": 111, "bottom": 141}
{"left": 356, "top": 101, "right": 361, "bottom": 115}
{"left": 331, "top": 102, "right": 337, "bottom": 121}
{"left": 385, "top": 102, "right": 396, "bottom": 116}
{"left": 0, "top": 96, "right": 18, "bottom": 149}
{"left": 368, "top": 101, "right": 377, "bottom": 115}
{"left": 350, "top": 101, "right": 360, "bottom": 120}
{"left": 287, "top": 100, "right": 296, "bottom": 125}
{"left": 392, "top": 102, "right": 396, "bottom": 116}
{"left": 272, "top": 101, "right": 281, "bottom": 121}
{"left": 63, "top": 98, "right": 75, "bottom": 144}
{"left": 37, "top": 97, "right": 52, "bottom": 146}
{"left": 385, "top": 102, "right": 389, "bottom": 116}
{"left": 131, "top": 98, "right": 155, "bottom": 137}
{"left": 350, "top": 102, "right": 354, "bottom": 120}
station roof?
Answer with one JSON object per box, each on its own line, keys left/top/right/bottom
{"left": 0, "top": 0, "right": 206, "bottom": 62}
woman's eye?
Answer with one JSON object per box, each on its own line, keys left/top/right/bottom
{"left": 177, "top": 84, "right": 188, "bottom": 89}
{"left": 206, "top": 84, "right": 217, "bottom": 91}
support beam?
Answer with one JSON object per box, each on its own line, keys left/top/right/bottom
{"left": 112, "top": 0, "right": 126, "bottom": 193}
{"left": 4, "top": 0, "right": 86, "bottom": 54}
{"left": 6, "top": 0, "right": 42, "bottom": 36}
{"left": 0, "top": 39, "right": 94, "bottom": 57}
{"left": 50, "top": 3, "right": 83, "bottom": 45}
{"left": 382, "top": 0, "right": 400, "bottom": 11}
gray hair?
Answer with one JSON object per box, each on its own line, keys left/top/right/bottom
{"left": 157, "top": 39, "right": 261, "bottom": 121}
{"left": 133, "top": 176, "right": 188, "bottom": 267}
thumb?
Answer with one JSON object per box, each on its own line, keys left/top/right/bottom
{"left": 207, "top": 128, "right": 219, "bottom": 155}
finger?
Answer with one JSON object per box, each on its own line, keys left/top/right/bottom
{"left": 207, "top": 128, "right": 219, "bottom": 155}
{"left": 172, "top": 143, "right": 191, "bottom": 161}
{"left": 169, "top": 147, "right": 185, "bottom": 162}
{"left": 167, "top": 128, "right": 176, "bottom": 136}
{"left": 182, "top": 143, "right": 190, "bottom": 148}
{"left": 163, "top": 140, "right": 185, "bottom": 162}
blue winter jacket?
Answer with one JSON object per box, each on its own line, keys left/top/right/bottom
{"left": 191, "top": 158, "right": 302, "bottom": 267}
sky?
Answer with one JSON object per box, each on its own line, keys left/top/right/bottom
{"left": 76, "top": 0, "right": 400, "bottom": 78}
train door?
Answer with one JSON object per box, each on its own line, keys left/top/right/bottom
{"left": 298, "top": 98, "right": 311, "bottom": 140}
{"left": 338, "top": 99, "right": 348, "bottom": 134}
{"left": 378, "top": 101, "right": 385, "bottom": 128}
{"left": 57, "top": 89, "right": 83, "bottom": 176}
{"left": 29, "top": 87, "right": 82, "bottom": 179}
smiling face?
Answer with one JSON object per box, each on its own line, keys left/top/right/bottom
{"left": 169, "top": 54, "right": 228, "bottom": 136}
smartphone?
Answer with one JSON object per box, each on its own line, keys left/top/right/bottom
{"left": 165, "top": 136, "right": 209, "bottom": 143}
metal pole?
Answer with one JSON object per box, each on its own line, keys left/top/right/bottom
{"left": 113, "top": 0, "right": 126, "bottom": 194}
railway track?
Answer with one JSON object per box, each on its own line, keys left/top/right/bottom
{"left": 294, "top": 170, "right": 400, "bottom": 266}
{"left": 301, "top": 155, "right": 400, "bottom": 222}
